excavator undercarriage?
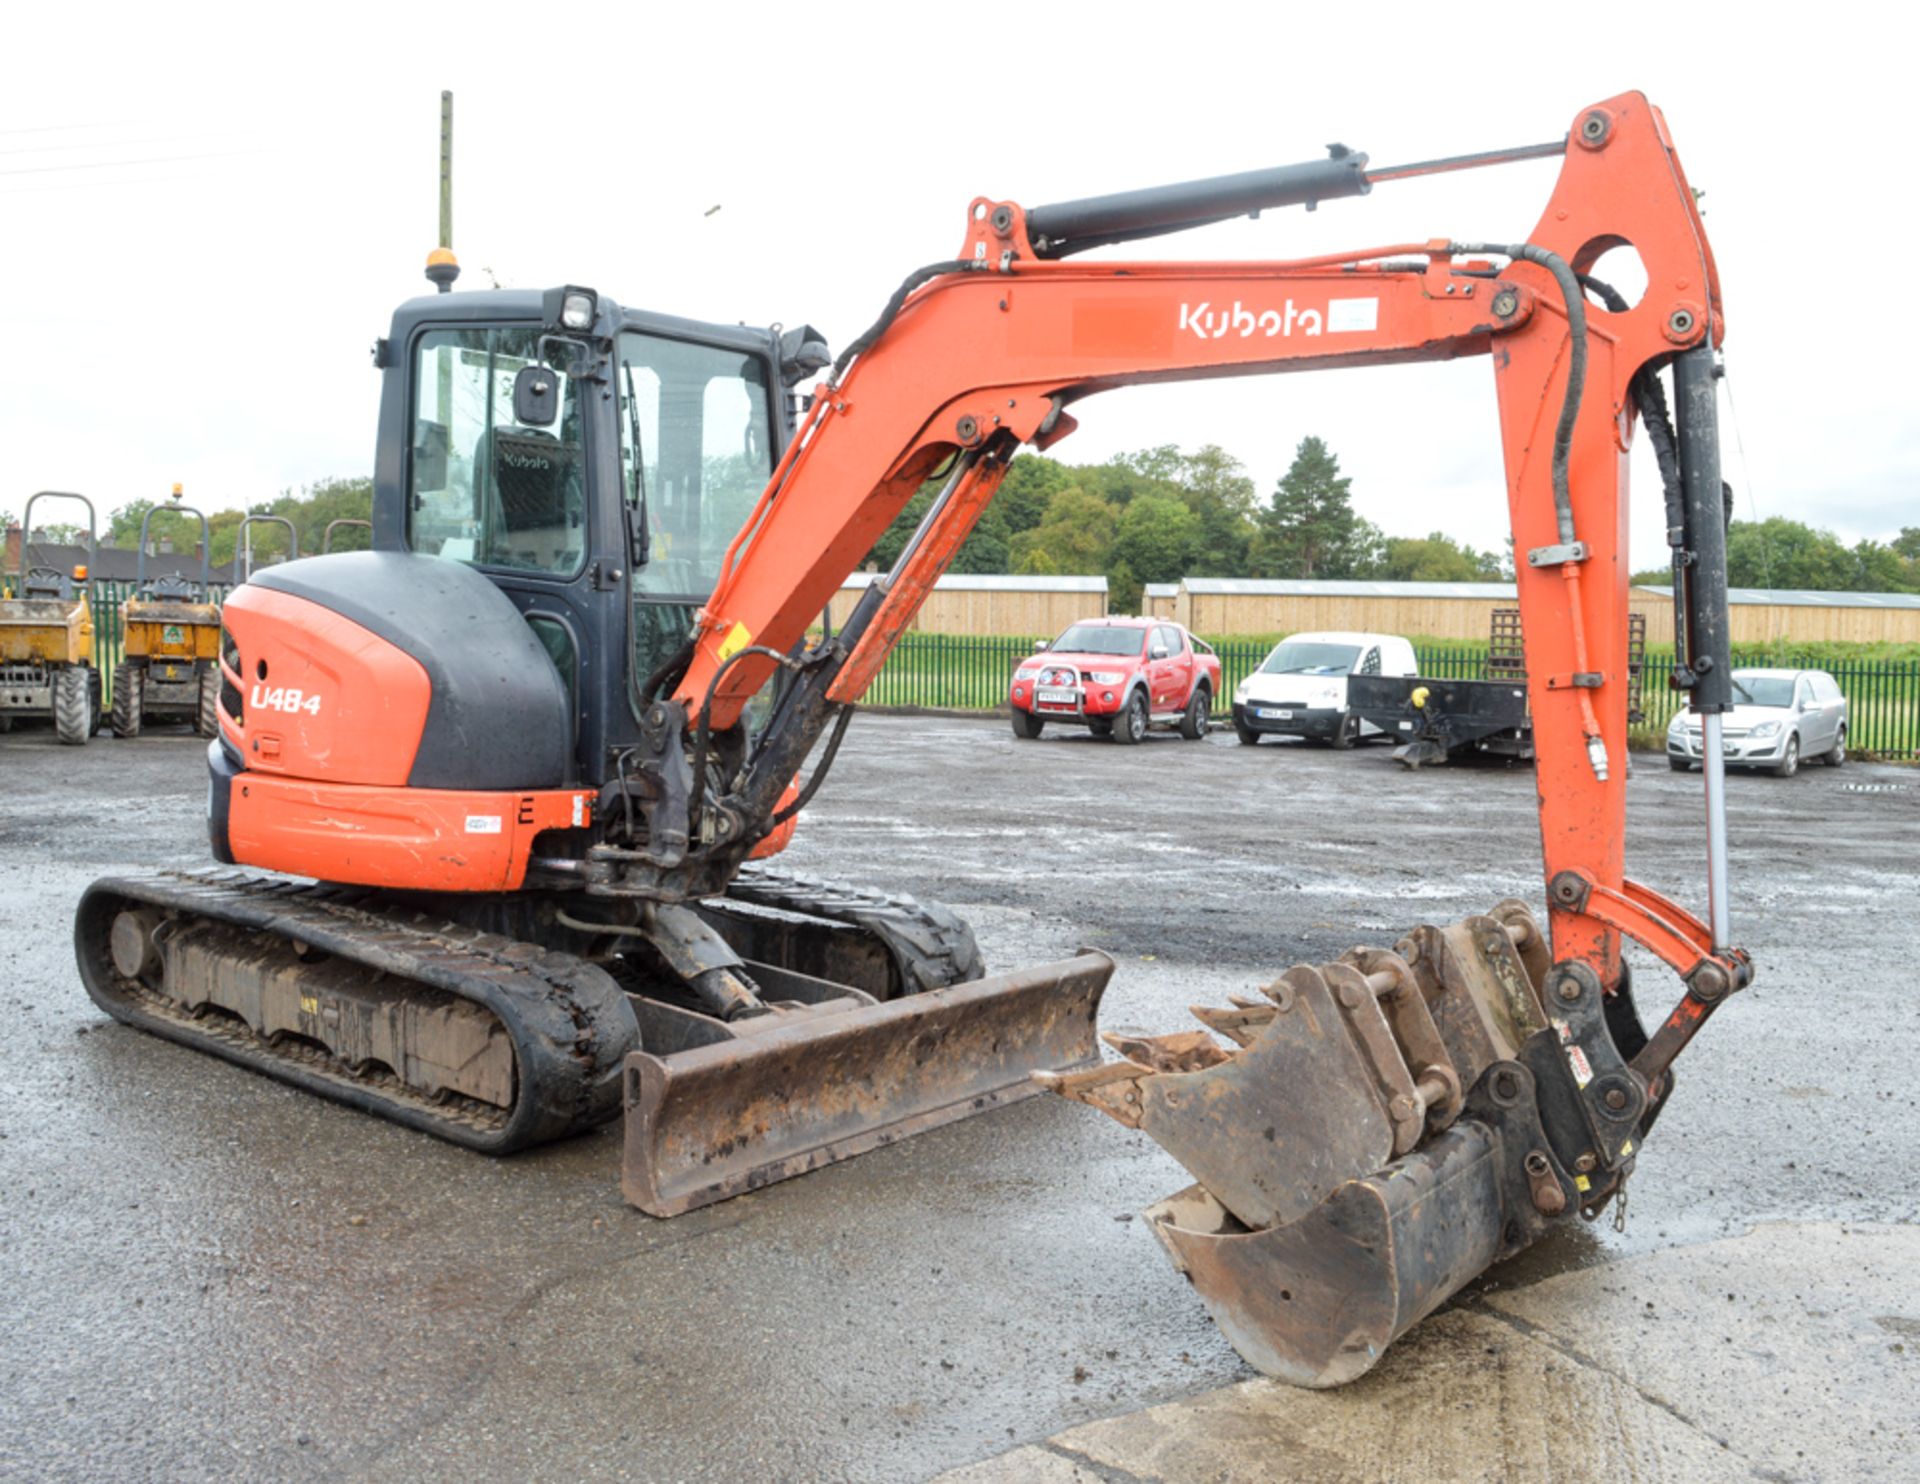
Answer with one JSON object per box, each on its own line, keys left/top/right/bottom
{"left": 78, "top": 865, "right": 1109, "bottom": 1209}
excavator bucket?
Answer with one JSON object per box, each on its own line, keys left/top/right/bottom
{"left": 1042, "top": 899, "right": 1606, "bottom": 1388}
{"left": 624, "top": 951, "right": 1113, "bottom": 1216}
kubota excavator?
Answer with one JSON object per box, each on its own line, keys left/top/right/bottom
{"left": 77, "top": 90, "right": 1746, "bottom": 1385}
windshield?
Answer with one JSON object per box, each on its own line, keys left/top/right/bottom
{"left": 1261, "top": 641, "right": 1361, "bottom": 676}
{"left": 1732, "top": 674, "right": 1796, "bottom": 708}
{"left": 1050, "top": 624, "right": 1146, "bottom": 657}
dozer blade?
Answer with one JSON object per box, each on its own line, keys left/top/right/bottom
{"left": 1042, "top": 901, "right": 1607, "bottom": 1388}
{"left": 623, "top": 951, "right": 1112, "bottom": 1216}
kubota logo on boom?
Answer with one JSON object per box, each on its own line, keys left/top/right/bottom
{"left": 1178, "top": 296, "right": 1379, "bottom": 341}
{"left": 251, "top": 684, "right": 322, "bottom": 717}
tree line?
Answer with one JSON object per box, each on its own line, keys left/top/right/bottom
{"left": 25, "top": 478, "right": 374, "bottom": 568}
{"left": 868, "top": 436, "right": 1920, "bottom": 609}
{"left": 22, "top": 439, "right": 1916, "bottom": 605}
{"left": 869, "top": 437, "right": 1508, "bottom": 613}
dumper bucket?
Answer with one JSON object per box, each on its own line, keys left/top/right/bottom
{"left": 624, "top": 951, "right": 1112, "bottom": 1216}
{"left": 1042, "top": 901, "right": 1606, "bottom": 1387}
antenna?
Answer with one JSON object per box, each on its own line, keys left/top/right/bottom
{"left": 424, "top": 90, "right": 459, "bottom": 293}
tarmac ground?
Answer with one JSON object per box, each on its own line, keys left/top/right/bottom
{"left": 2, "top": 713, "right": 1914, "bottom": 1481}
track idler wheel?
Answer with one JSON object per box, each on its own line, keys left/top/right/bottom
{"left": 1040, "top": 899, "right": 1607, "bottom": 1388}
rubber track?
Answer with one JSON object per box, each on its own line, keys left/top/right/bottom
{"left": 725, "top": 863, "right": 985, "bottom": 993}
{"left": 75, "top": 868, "right": 639, "bottom": 1153}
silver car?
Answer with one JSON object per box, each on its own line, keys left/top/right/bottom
{"left": 1666, "top": 667, "right": 1849, "bottom": 777}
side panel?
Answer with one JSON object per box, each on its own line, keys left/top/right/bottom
{"left": 219, "top": 585, "right": 432, "bottom": 786}
{"left": 226, "top": 776, "right": 594, "bottom": 891}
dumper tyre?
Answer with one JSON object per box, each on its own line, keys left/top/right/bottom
{"left": 89, "top": 667, "right": 104, "bottom": 735}
{"left": 1111, "top": 690, "right": 1147, "bottom": 745}
{"left": 53, "top": 667, "right": 91, "bottom": 747}
{"left": 196, "top": 665, "right": 219, "bottom": 739}
{"left": 1010, "top": 707, "right": 1044, "bottom": 740}
{"left": 112, "top": 664, "right": 142, "bottom": 739}
{"left": 1179, "top": 685, "right": 1210, "bottom": 740}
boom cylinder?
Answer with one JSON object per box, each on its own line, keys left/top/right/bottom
{"left": 1026, "top": 150, "right": 1371, "bottom": 258}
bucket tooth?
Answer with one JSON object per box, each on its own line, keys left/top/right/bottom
{"left": 1100, "top": 1027, "right": 1230, "bottom": 1073}
{"left": 1189, "top": 1002, "right": 1276, "bottom": 1047}
{"left": 1033, "top": 1058, "right": 1151, "bottom": 1129}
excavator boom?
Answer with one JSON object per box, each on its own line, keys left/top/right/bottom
{"left": 602, "top": 90, "right": 1749, "bottom": 1379}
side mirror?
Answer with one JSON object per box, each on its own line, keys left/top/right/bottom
{"left": 1033, "top": 639, "right": 1049, "bottom": 652}
{"left": 1150, "top": 646, "right": 1169, "bottom": 661}
{"left": 514, "top": 365, "right": 560, "bottom": 427}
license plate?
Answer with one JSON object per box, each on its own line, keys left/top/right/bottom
{"left": 1257, "top": 708, "right": 1293, "bottom": 720}
{"left": 1037, "top": 688, "right": 1076, "bottom": 705}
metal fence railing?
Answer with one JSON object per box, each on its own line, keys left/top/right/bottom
{"left": 6, "top": 587, "right": 1914, "bottom": 759}
{"left": 853, "top": 632, "right": 1920, "bottom": 759}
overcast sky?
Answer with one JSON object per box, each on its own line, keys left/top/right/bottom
{"left": 2, "top": 4, "right": 1912, "bottom": 574}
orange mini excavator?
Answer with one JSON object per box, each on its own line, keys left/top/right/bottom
{"left": 78, "top": 91, "right": 1746, "bottom": 1383}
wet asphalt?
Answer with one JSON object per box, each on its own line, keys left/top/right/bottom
{"left": 1, "top": 713, "right": 1914, "bottom": 1481}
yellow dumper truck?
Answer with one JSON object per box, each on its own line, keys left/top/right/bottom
{"left": 1, "top": 492, "right": 101, "bottom": 745}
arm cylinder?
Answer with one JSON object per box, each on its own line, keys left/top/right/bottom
{"left": 1026, "top": 151, "right": 1370, "bottom": 258}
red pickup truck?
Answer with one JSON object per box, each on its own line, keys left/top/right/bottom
{"left": 1009, "top": 617, "right": 1221, "bottom": 744}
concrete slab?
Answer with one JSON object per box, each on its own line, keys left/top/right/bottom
{"left": 941, "top": 1222, "right": 1918, "bottom": 1484}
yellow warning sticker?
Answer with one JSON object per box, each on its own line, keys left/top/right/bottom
{"left": 299, "top": 994, "right": 318, "bottom": 1017}
{"left": 1620, "top": 1139, "right": 1634, "bottom": 1156}
{"left": 716, "top": 622, "right": 753, "bottom": 663}
{"left": 1575, "top": 1174, "right": 1592, "bottom": 1192}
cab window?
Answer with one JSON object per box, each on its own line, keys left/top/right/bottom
{"left": 408, "top": 327, "right": 586, "bottom": 576}
{"left": 620, "top": 332, "right": 774, "bottom": 602}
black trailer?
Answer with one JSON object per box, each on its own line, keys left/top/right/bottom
{"left": 1347, "top": 609, "right": 1646, "bottom": 768}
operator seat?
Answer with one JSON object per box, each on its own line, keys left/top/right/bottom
{"left": 472, "top": 425, "right": 584, "bottom": 570}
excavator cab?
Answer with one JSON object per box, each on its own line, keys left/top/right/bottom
{"left": 390, "top": 293, "right": 795, "bottom": 757}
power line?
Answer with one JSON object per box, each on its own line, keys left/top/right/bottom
{"left": 0, "top": 147, "right": 257, "bottom": 179}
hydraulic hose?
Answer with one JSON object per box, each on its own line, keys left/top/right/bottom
{"left": 831, "top": 261, "right": 980, "bottom": 385}
{"left": 1456, "top": 241, "right": 1586, "bottom": 548}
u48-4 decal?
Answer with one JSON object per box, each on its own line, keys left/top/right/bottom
{"left": 251, "top": 684, "right": 322, "bottom": 716}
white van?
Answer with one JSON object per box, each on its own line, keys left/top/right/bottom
{"left": 1231, "top": 631, "right": 1419, "bottom": 748}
